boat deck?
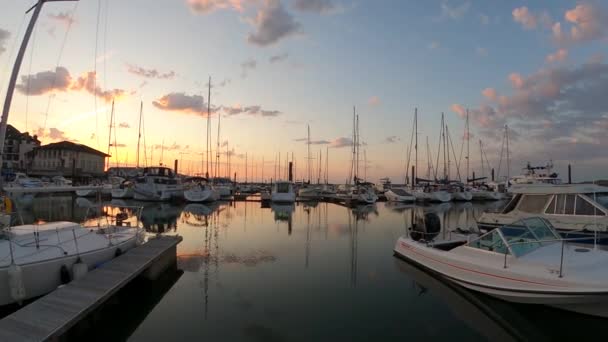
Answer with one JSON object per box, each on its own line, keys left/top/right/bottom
{"left": 0, "top": 235, "right": 182, "bottom": 342}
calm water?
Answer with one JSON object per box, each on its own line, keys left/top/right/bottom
{"left": 11, "top": 196, "right": 608, "bottom": 341}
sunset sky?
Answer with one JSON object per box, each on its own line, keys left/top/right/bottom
{"left": 1, "top": 0, "right": 607, "bottom": 182}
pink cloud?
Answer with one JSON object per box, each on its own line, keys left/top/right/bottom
{"left": 508, "top": 73, "right": 524, "bottom": 89}
{"left": 482, "top": 87, "right": 498, "bottom": 101}
{"left": 553, "top": 3, "right": 608, "bottom": 44}
{"left": 513, "top": 6, "right": 537, "bottom": 29}
{"left": 450, "top": 104, "right": 466, "bottom": 118}
{"left": 546, "top": 48, "right": 568, "bottom": 63}
{"left": 368, "top": 96, "right": 380, "bottom": 106}
{"left": 187, "top": 0, "right": 244, "bottom": 14}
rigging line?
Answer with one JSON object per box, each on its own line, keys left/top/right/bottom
{"left": 405, "top": 111, "right": 415, "bottom": 184}
{"left": 24, "top": 17, "right": 38, "bottom": 133}
{"left": 42, "top": 1, "right": 79, "bottom": 132}
{"left": 447, "top": 127, "right": 462, "bottom": 182}
{"left": 496, "top": 129, "right": 506, "bottom": 180}
{"left": 434, "top": 118, "right": 442, "bottom": 181}
{"left": 93, "top": 0, "right": 102, "bottom": 149}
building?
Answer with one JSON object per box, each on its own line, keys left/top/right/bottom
{"left": 2, "top": 124, "right": 40, "bottom": 173}
{"left": 26, "top": 141, "right": 110, "bottom": 179}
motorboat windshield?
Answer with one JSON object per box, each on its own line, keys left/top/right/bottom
{"left": 468, "top": 217, "right": 561, "bottom": 257}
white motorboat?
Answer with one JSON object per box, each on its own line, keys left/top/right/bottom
{"left": 477, "top": 184, "right": 608, "bottom": 234}
{"left": 111, "top": 180, "right": 134, "bottom": 199}
{"left": 133, "top": 167, "right": 184, "bottom": 202}
{"left": 0, "top": 206, "right": 144, "bottom": 306}
{"left": 385, "top": 188, "right": 415, "bottom": 202}
{"left": 449, "top": 184, "right": 472, "bottom": 201}
{"left": 394, "top": 216, "right": 608, "bottom": 318}
{"left": 183, "top": 178, "right": 219, "bottom": 203}
{"left": 212, "top": 177, "right": 234, "bottom": 198}
{"left": 337, "top": 184, "right": 378, "bottom": 204}
{"left": 271, "top": 181, "right": 296, "bottom": 203}
{"left": 509, "top": 161, "right": 562, "bottom": 191}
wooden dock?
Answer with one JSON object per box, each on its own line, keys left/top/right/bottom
{"left": 0, "top": 235, "right": 182, "bottom": 342}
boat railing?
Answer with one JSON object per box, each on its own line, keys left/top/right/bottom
{"left": 502, "top": 236, "right": 598, "bottom": 278}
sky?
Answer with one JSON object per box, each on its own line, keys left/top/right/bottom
{"left": 0, "top": 0, "right": 607, "bottom": 183}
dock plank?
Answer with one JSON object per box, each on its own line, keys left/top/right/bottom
{"left": 0, "top": 235, "right": 182, "bottom": 342}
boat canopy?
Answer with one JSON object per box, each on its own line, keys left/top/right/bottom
{"left": 502, "top": 191, "right": 608, "bottom": 216}
{"left": 468, "top": 217, "right": 561, "bottom": 257}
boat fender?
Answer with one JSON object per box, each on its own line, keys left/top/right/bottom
{"left": 60, "top": 264, "right": 71, "bottom": 284}
{"left": 72, "top": 258, "right": 88, "bottom": 281}
{"left": 115, "top": 248, "right": 122, "bottom": 257}
{"left": 8, "top": 264, "right": 26, "bottom": 302}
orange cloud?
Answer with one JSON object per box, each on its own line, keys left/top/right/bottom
{"left": 368, "top": 96, "right": 380, "bottom": 106}
{"left": 450, "top": 104, "right": 466, "bottom": 118}
{"left": 481, "top": 87, "right": 498, "bottom": 101}
{"left": 508, "top": 73, "right": 524, "bottom": 89}
{"left": 554, "top": 3, "right": 608, "bottom": 44}
{"left": 513, "top": 6, "right": 537, "bottom": 29}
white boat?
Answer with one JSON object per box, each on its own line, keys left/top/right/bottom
{"left": 385, "top": 188, "right": 415, "bottom": 202}
{"left": 133, "top": 167, "right": 184, "bottom": 201}
{"left": 477, "top": 184, "right": 608, "bottom": 234}
{"left": 394, "top": 216, "right": 608, "bottom": 318}
{"left": 449, "top": 185, "right": 472, "bottom": 201}
{"left": 5, "top": 173, "right": 44, "bottom": 189}
{"left": 297, "top": 185, "right": 321, "bottom": 201}
{"left": 271, "top": 181, "right": 296, "bottom": 203}
{"left": 183, "top": 178, "right": 219, "bottom": 203}
{"left": 111, "top": 180, "right": 134, "bottom": 199}
{"left": 337, "top": 184, "right": 378, "bottom": 204}
{"left": 509, "top": 162, "right": 562, "bottom": 191}
{"left": 412, "top": 186, "right": 452, "bottom": 203}
{"left": 0, "top": 207, "right": 143, "bottom": 306}
{"left": 75, "top": 177, "right": 122, "bottom": 197}
{"left": 470, "top": 188, "right": 505, "bottom": 201}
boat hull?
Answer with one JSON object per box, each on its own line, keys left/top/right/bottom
{"left": 385, "top": 190, "right": 415, "bottom": 203}
{"left": 271, "top": 193, "right": 296, "bottom": 203}
{"left": 184, "top": 189, "right": 219, "bottom": 203}
{"left": 0, "top": 236, "right": 137, "bottom": 306}
{"left": 414, "top": 191, "right": 452, "bottom": 203}
{"left": 111, "top": 187, "right": 133, "bottom": 199}
{"left": 133, "top": 184, "right": 184, "bottom": 202}
{"left": 451, "top": 191, "right": 472, "bottom": 201}
{"left": 394, "top": 237, "right": 608, "bottom": 318}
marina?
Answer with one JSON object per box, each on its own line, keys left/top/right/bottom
{"left": 1, "top": 0, "right": 608, "bottom": 340}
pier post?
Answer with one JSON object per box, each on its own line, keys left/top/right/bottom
{"left": 174, "top": 159, "right": 178, "bottom": 175}
{"left": 411, "top": 166, "right": 415, "bottom": 188}
{"left": 568, "top": 164, "right": 572, "bottom": 184}
{"left": 491, "top": 168, "right": 495, "bottom": 182}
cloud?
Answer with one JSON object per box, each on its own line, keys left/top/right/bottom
{"left": 0, "top": 29, "right": 9, "bottom": 55}
{"left": 329, "top": 137, "right": 352, "bottom": 148}
{"left": 240, "top": 58, "right": 257, "bottom": 78}
{"left": 385, "top": 136, "right": 399, "bottom": 143}
{"left": 368, "top": 96, "right": 380, "bottom": 106}
{"left": 311, "top": 140, "right": 330, "bottom": 145}
{"left": 48, "top": 11, "right": 77, "bottom": 27}
{"left": 553, "top": 3, "right": 608, "bottom": 45}
{"left": 482, "top": 87, "right": 498, "bottom": 101}
{"left": 71, "top": 71, "right": 129, "bottom": 102}
{"left": 512, "top": 6, "right": 537, "bottom": 30}
{"left": 546, "top": 48, "right": 568, "bottom": 63}
{"left": 269, "top": 53, "right": 289, "bottom": 63}
{"left": 221, "top": 104, "right": 282, "bottom": 117}
{"left": 476, "top": 47, "right": 488, "bottom": 57}
{"left": 187, "top": 0, "right": 245, "bottom": 14}
{"left": 109, "top": 142, "right": 127, "bottom": 148}
{"left": 126, "top": 64, "right": 176, "bottom": 79}
{"left": 36, "top": 127, "right": 76, "bottom": 142}
{"left": 293, "top": 0, "right": 334, "bottom": 14}
{"left": 437, "top": 1, "right": 471, "bottom": 20}
{"left": 450, "top": 104, "right": 466, "bottom": 118}
{"left": 152, "top": 92, "right": 205, "bottom": 114}
{"left": 247, "top": 0, "right": 300, "bottom": 46}
{"left": 118, "top": 122, "right": 130, "bottom": 128}
{"left": 508, "top": 72, "right": 525, "bottom": 89}
{"left": 16, "top": 67, "right": 72, "bottom": 95}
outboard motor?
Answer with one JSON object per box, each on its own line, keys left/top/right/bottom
{"left": 410, "top": 213, "right": 441, "bottom": 242}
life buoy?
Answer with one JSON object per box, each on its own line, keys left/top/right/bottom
{"left": 3, "top": 197, "right": 12, "bottom": 214}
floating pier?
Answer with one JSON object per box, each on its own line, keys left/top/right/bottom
{"left": 0, "top": 235, "right": 182, "bottom": 342}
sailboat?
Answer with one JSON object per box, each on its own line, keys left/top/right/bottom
{"left": 112, "top": 101, "right": 145, "bottom": 199}
{"left": 0, "top": 1, "right": 143, "bottom": 306}
{"left": 183, "top": 77, "right": 219, "bottom": 203}
{"left": 297, "top": 125, "right": 321, "bottom": 201}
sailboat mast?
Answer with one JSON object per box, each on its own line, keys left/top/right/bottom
{"left": 307, "top": 124, "right": 311, "bottom": 183}
{"left": 446, "top": 125, "right": 451, "bottom": 180}
{"left": 206, "top": 76, "right": 211, "bottom": 178}
{"left": 107, "top": 100, "right": 115, "bottom": 170}
{"left": 356, "top": 113, "right": 360, "bottom": 184}
{"left": 505, "top": 125, "right": 510, "bottom": 181}
{"left": 216, "top": 92, "right": 221, "bottom": 181}
{"left": 466, "top": 109, "right": 470, "bottom": 184}
{"left": 318, "top": 149, "right": 321, "bottom": 184}
{"left": 351, "top": 107, "right": 356, "bottom": 184}
{"left": 325, "top": 146, "right": 329, "bottom": 184}
{"left": 136, "top": 101, "right": 143, "bottom": 168}
{"left": 414, "top": 108, "right": 418, "bottom": 186}
{"left": 245, "top": 152, "right": 248, "bottom": 183}
{"left": 442, "top": 113, "right": 447, "bottom": 180}
{"left": 479, "top": 140, "right": 484, "bottom": 179}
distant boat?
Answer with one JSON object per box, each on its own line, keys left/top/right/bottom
{"left": 183, "top": 178, "right": 219, "bottom": 203}
{"left": 385, "top": 187, "right": 415, "bottom": 202}
{"left": 133, "top": 167, "right": 184, "bottom": 201}
{"left": 271, "top": 181, "right": 296, "bottom": 203}
{"left": 111, "top": 179, "right": 134, "bottom": 199}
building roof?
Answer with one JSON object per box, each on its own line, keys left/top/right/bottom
{"left": 5, "top": 124, "right": 40, "bottom": 144}
{"left": 33, "top": 141, "right": 110, "bottom": 157}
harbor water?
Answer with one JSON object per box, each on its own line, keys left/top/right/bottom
{"left": 7, "top": 195, "right": 608, "bottom": 341}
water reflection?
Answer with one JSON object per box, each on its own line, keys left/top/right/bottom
{"left": 11, "top": 196, "right": 608, "bottom": 341}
